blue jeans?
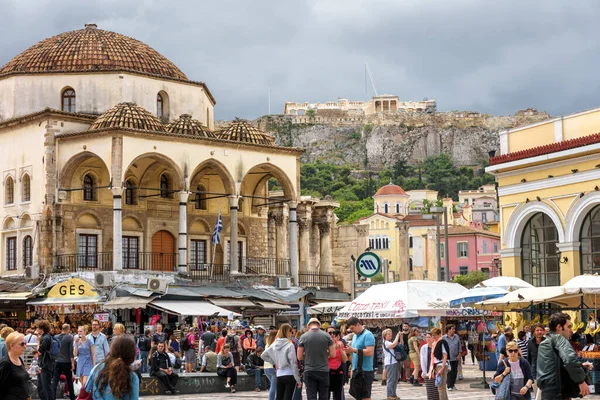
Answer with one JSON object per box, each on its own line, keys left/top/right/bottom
{"left": 140, "top": 350, "right": 149, "bottom": 373}
{"left": 246, "top": 366, "right": 263, "bottom": 388}
{"left": 265, "top": 368, "right": 277, "bottom": 400}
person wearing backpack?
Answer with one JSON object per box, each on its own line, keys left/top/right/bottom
{"left": 52, "top": 324, "right": 76, "bottom": 400}
{"left": 137, "top": 329, "right": 152, "bottom": 374}
{"left": 226, "top": 328, "right": 241, "bottom": 371}
{"left": 382, "top": 328, "right": 402, "bottom": 400}
{"left": 36, "top": 320, "right": 55, "bottom": 400}
{"left": 182, "top": 328, "right": 197, "bottom": 373}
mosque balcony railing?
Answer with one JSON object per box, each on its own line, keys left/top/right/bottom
{"left": 297, "top": 272, "right": 335, "bottom": 288}
{"left": 122, "top": 252, "right": 178, "bottom": 272}
{"left": 243, "top": 257, "right": 289, "bottom": 276}
{"left": 187, "top": 264, "right": 231, "bottom": 282}
{"left": 53, "top": 252, "right": 113, "bottom": 273}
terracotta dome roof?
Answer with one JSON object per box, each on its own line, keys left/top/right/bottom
{"left": 216, "top": 119, "right": 274, "bottom": 145}
{"left": 374, "top": 183, "right": 408, "bottom": 196}
{"left": 89, "top": 102, "right": 164, "bottom": 132}
{"left": 165, "top": 114, "right": 215, "bottom": 138}
{"left": 0, "top": 24, "right": 187, "bottom": 80}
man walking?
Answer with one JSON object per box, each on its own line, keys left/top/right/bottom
{"left": 496, "top": 326, "right": 511, "bottom": 362}
{"left": 36, "top": 320, "right": 54, "bottom": 400}
{"left": 201, "top": 327, "right": 216, "bottom": 352}
{"left": 52, "top": 324, "right": 76, "bottom": 400}
{"left": 345, "top": 317, "right": 375, "bottom": 400}
{"left": 138, "top": 329, "right": 152, "bottom": 373}
{"left": 298, "top": 318, "right": 335, "bottom": 399}
{"left": 87, "top": 319, "right": 110, "bottom": 365}
{"left": 442, "top": 324, "right": 461, "bottom": 391}
{"left": 150, "top": 341, "right": 180, "bottom": 395}
{"left": 527, "top": 323, "right": 545, "bottom": 400}
{"left": 537, "top": 313, "right": 591, "bottom": 399}
{"left": 152, "top": 323, "right": 167, "bottom": 345}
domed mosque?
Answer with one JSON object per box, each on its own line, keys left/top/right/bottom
{"left": 0, "top": 24, "right": 325, "bottom": 297}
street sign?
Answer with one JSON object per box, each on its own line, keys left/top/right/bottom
{"left": 355, "top": 251, "right": 381, "bottom": 278}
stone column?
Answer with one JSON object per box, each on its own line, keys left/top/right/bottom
{"left": 178, "top": 191, "right": 190, "bottom": 274}
{"left": 318, "top": 222, "right": 333, "bottom": 274}
{"left": 274, "top": 213, "right": 288, "bottom": 261}
{"left": 229, "top": 195, "right": 239, "bottom": 274}
{"left": 298, "top": 219, "right": 310, "bottom": 273}
{"left": 288, "top": 203, "right": 299, "bottom": 284}
{"left": 111, "top": 187, "right": 123, "bottom": 271}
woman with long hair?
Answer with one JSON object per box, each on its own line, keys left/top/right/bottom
{"left": 261, "top": 323, "right": 301, "bottom": 400}
{"left": 167, "top": 330, "right": 180, "bottom": 353}
{"left": 408, "top": 327, "right": 423, "bottom": 386}
{"left": 0, "top": 331, "right": 30, "bottom": 400}
{"left": 112, "top": 323, "right": 125, "bottom": 337}
{"left": 74, "top": 325, "right": 95, "bottom": 388}
{"left": 85, "top": 334, "right": 139, "bottom": 400}
{"left": 217, "top": 344, "right": 237, "bottom": 393}
{"left": 242, "top": 329, "right": 255, "bottom": 365}
{"left": 328, "top": 329, "right": 348, "bottom": 400}
{"left": 263, "top": 328, "right": 277, "bottom": 400}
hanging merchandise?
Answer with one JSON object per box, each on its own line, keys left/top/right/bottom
{"left": 457, "top": 322, "right": 467, "bottom": 336}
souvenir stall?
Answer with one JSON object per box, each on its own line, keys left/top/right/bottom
{"left": 27, "top": 278, "right": 104, "bottom": 331}
{"left": 0, "top": 292, "right": 34, "bottom": 330}
{"left": 102, "top": 294, "right": 157, "bottom": 335}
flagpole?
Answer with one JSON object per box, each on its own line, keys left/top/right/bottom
{"left": 210, "top": 209, "right": 222, "bottom": 281}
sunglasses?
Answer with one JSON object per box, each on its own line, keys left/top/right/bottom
{"left": 18, "top": 342, "right": 26, "bottom": 347}
{"left": 507, "top": 349, "right": 519, "bottom": 353}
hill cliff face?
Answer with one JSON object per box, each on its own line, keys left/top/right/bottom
{"left": 250, "top": 108, "right": 550, "bottom": 168}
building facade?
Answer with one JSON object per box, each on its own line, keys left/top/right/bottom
{"left": 283, "top": 95, "right": 436, "bottom": 116}
{"left": 487, "top": 106, "right": 600, "bottom": 286}
{"left": 459, "top": 184, "right": 499, "bottom": 224}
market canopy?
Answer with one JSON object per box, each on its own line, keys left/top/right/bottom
{"left": 308, "top": 302, "right": 350, "bottom": 315}
{"left": 28, "top": 296, "right": 102, "bottom": 305}
{"left": 338, "top": 280, "right": 466, "bottom": 320}
{"left": 103, "top": 296, "right": 157, "bottom": 310}
{"left": 563, "top": 274, "right": 600, "bottom": 295}
{"left": 476, "top": 286, "right": 581, "bottom": 311}
{"left": 475, "top": 276, "right": 534, "bottom": 291}
{"left": 149, "top": 300, "right": 241, "bottom": 317}
{"left": 209, "top": 298, "right": 257, "bottom": 308}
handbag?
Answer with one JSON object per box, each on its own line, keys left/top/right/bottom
{"left": 349, "top": 350, "right": 369, "bottom": 400}
{"left": 494, "top": 360, "right": 511, "bottom": 400}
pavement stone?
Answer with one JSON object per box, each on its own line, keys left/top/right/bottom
{"left": 142, "top": 363, "right": 496, "bottom": 400}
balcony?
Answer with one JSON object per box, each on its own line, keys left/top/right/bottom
{"left": 53, "top": 252, "right": 178, "bottom": 273}
{"left": 188, "top": 264, "right": 231, "bottom": 282}
{"left": 297, "top": 272, "right": 335, "bottom": 288}
{"left": 243, "top": 257, "right": 289, "bottom": 276}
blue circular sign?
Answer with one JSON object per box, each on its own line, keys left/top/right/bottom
{"left": 356, "top": 252, "right": 382, "bottom": 278}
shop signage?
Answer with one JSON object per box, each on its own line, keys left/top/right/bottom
{"left": 277, "top": 303, "right": 301, "bottom": 316}
{"left": 48, "top": 278, "right": 98, "bottom": 298}
{"left": 94, "top": 313, "right": 110, "bottom": 322}
{"left": 355, "top": 252, "right": 381, "bottom": 278}
{"left": 445, "top": 309, "right": 502, "bottom": 317}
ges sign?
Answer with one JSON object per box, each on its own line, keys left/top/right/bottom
{"left": 48, "top": 278, "right": 98, "bottom": 298}
{"left": 355, "top": 252, "right": 382, "bottom": 278}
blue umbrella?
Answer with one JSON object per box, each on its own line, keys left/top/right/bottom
{"left": 449, "top": 286, "right": 508, "bottom": 307}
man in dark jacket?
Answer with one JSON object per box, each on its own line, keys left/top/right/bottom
{"left": 245, "top": 346, "right": 265, "bottom": 391}
{"left": 52, "top": 324, "right": 76, "bottom": 400}
{"left": 36, "top": 320, "right": 54, "bottom": 400}
{"left": 150, "top": 342, "right": 180, "bottom": 395}
{"left": 526, "top": 323, "right": 545, "bottom": 398}
{"left": 537, "top": 313, "right": 591, "bottom": 400}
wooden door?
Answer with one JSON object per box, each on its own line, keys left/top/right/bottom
{"left": 151, "top": 230, "right": 175, "bottom": 271}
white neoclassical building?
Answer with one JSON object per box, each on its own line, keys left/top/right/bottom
{"left": 0, "top": 24, "right": 339, "bottom": 288}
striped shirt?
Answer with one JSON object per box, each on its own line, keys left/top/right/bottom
{"left": 517, "top": 338, "right": 529, "bottom": 358}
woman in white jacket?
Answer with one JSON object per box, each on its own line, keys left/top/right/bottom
{"left": 261, "top": 323, "right": 301, "bottom": 400}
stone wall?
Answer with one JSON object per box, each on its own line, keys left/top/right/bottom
{"left": 331, "top": 224, "right": 368, "bottom": 293}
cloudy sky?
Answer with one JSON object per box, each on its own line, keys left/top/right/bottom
{"left": 1, "top": 0, "right": 599, "bottom": 120}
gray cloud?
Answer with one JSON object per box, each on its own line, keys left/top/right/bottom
{"left": 1, "top": 0, "right": 600, "bottom": 119}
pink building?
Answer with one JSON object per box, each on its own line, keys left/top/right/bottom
{"left": 427, "top": 224, "right": 501, "bottom": 278}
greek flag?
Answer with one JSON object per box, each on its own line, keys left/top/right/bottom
{"left": 212, "top": 211, "right": 222, "bottom": 245}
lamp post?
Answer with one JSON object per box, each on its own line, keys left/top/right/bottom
{"left": 431, "top": 206, "right": 450, "bottom": 282}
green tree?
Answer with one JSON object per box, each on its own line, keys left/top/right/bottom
{"left": 452, "top": 270, "right": 489, "bottom": 289}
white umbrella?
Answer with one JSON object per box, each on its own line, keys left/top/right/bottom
{"left": 477, "top": 286, "right": 581, "bottom": 311}
{"left": 563, "top": 274, "right": 600, "bottom": 295}
{"left": 449, "top": 286, "right": 508, "bottom": 307}
{"left": 476, "top": 276, "right": 534, "bottom": 291}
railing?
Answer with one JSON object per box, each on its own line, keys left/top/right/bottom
{"left": 123, "top": 252, "right": 177, "bottom": 272}
{"left": 297, "top": 272, "right": 335, "bottom": 288}
{"left": 53, "top": 252, "right": 113, "bottom": 273}
{"left": 243, "top": 257, "right": 289, "bottom": 276}
{"left": 188, "top": 264, "right": 231, "bottom": 282}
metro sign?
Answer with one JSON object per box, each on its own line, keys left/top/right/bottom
{"left": 355, "top": 251, "right": 382, "bottom": 278}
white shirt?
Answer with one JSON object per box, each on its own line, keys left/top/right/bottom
{"left": 24, "top": 334, "right": 37, "bottom": 344}
{"left": 383, "top": 340, "right": 397, "bottom": 366}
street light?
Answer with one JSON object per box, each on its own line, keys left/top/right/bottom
{"left": 430, "top": 206, "right": 450, "bottom": 282}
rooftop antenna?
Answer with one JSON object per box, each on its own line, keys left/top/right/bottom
{"left": 365, "top": 63, "right": 379, "bottom": 97}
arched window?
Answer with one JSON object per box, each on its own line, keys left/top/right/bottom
{"left": 375, "top": 203, "right": 379, "bottom": 213}
{"left": 83, "top": 174, "right": 96, "bottom": 201}
{"left": 580, "top": 204, "right": 600, "bottom": 275}
{"left": 62, "top": 89, "right": 76, "bottom": 112}
{"left": 5, "top": 176, "right": 14, "bottom": 204}
{"left": 395, "top": 203, "right": 400, "bottom": 214}
{"left": 22, "top": 174, "right": 30, "bottom": 202}
{"left": 23, "top": 235, "right": 32, "bottom": 267}
{"left": 160, "top": 174, "right": 170, "bottom": 198}
{"left": 521, "top": 213, "right": 559, "bottom": 287}
{"left": 409, "top": 236, "right": 413, "bottom": 248}
{"left": 384, "top": 203, "right": 389, "bottom": 214}
{"left": 125, "top": 180, "right": 137, "bottom": 205}
{"left": 409, "top": 258, "right": 413, "bottom": 272}
{"left": 157, "top": 93, "right": 164, "bottom": 119}
{"left": 195, "top": 185, "right": 208, "bottom": 210}
{"left": 206, "top": 108, "right": 210, "bottom": 127}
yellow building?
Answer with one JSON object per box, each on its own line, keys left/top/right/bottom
{"left": 486, "top": 106, "right": 600, "bottom": 286}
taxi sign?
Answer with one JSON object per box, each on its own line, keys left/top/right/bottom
{"left": 355, "top": 251, "right": 381, "bottom": 278}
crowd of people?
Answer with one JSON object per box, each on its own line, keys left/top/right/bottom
{"left": 0, "top": 312, "right": 595, "bottom": 400}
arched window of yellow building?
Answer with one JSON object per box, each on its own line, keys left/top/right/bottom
{"left": 580, "top": 205, "right": 600, "bottom": 275}
{"left": 521, "top": 212, "right": 559, "bottom": 287}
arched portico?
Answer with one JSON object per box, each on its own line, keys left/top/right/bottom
{"left": 503, "top": 201, "right": 565, "bottom": 249}
{"left": 565, "top": 191, "right": 600, "bottom": 242}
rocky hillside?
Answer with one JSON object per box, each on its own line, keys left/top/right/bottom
{"left": 248, "top": 108, "right": 550, "bottom": 168}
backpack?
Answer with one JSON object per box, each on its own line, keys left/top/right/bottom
{"left": 181, "top": 334, "right": 191, "bottom": 352}
{"left": 50, "top": 334, "right": 62, "bottom": 359}
{"left": 226, "top": 335, "right": 236, "bottom": 351}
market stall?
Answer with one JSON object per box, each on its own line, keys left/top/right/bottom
{"left": 308, "top": 302, "right": 350, "bottom": 315}
{"left": 475, "top": 276, "right": 534, "bottom": 291}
